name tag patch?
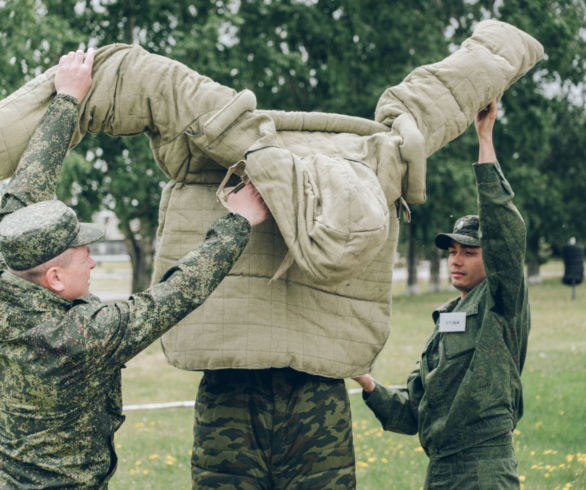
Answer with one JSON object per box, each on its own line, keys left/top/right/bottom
{"left": 439, "top": 312, "right": 466, "bottom": 333}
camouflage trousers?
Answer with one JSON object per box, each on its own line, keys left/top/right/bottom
{"left": 424, "top": 433, "right": 519, "bottom": 489}
{"left": 191, "top": 368, "right": 356, "bottom": 489}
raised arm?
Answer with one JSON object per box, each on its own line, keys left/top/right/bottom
{"left": 0, "top": 49, "right": 94, "bottom": 216}
{"left": 55, "top": 49, "right": 94, "bottom": 103}
{"left": 84, "top": 183, "right": 269, "bottom": 366}
{"left": 475, "top": 101, "right": 498, "bottom": 163}
{"left": 473, "top": 100, "right": 527, "bottom": 318}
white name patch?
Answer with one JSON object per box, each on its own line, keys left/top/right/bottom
{"left": 438, "top": 312, "right": 466, "bottom": 333}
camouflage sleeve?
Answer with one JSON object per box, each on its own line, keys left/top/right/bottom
{"left": 363, "top": 368, "right": 422, "bottom": 436}
{"left": 0, "top": 94, "right": 79, "bottom": 217}
{"left": 474, "top": 161, "right": 527, "bottom": 317}
{"left": 85, "top": 213, "right": 251, "bottom": 366}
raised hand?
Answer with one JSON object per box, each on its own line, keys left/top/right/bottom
{"left": 55, "top": 48, "right": 95, "bottom": 103}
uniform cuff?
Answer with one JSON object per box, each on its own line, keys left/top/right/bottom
{"left": 473, "top": 161, "right": 501, "bottom": 183}
{"left": 225, "top": 212, "right": 252, "bottom": 233}
{"left": 473, "top": 160, "right": 514, "bottom": 197}
{"left": 54, "top": 93, "right": 81, "bottom": 107}
{"left": 362, "top": 382, "right": 385, "bottom": 406}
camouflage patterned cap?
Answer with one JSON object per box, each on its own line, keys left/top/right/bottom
{"left": 0, "top": 200, "right": 104, "bottom": 270}
{"left": 435, "top": 215, "right": 480, "bottom": 250}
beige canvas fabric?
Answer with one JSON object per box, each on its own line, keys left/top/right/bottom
{"left": 187, "top": 91, "right": 393, "bottom": 284}
{"left": 155, "top": 181, "right": 401, "bottom": 377}
{"left": 243, "top": 146, "right": 390, "bottom": 284}
{"left": 0, "top": 20, "right": 543, "bottom": 377}
{"left": 375, "top": 19, "right": 544, "bottom": 156}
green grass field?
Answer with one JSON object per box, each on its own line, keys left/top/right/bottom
{"left": 107, "top": 264, "right": 585, "bottom": 489}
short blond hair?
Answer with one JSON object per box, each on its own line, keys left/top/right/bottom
{"left": 9, "top": 247, "right": 75, "bottom": 285}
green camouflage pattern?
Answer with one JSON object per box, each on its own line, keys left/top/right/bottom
{"left": 0, "top": 200, "right": 104, "bottom": 270}
{"left": 192, "top": 368, "right": 356, "bottom": 489}
{"left": 0, "top": 92, "right": 252, "bottom": 487}
{"left": 0, "top": 213, "right": 250, "bottom": 488}
{"left": 364, "top": 161, "right": 530, "bottom": 461}
{"left": 0, "top": 94, "right": 79, "bottom": 216}
{"left": 424, "top": 434, "right": 519, "bottom": 489}
{"left": 435, "top": 214, "right": 481, "bottom": 249}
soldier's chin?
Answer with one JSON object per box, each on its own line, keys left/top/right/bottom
{"left": 451, "top": 280, "right": 469, "bottom": 292}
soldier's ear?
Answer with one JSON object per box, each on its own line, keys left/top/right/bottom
{"left": 41, "top": 266, "right": 66, "bottom": 295}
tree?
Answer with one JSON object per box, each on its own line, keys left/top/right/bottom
{"left": 0, "top": 0, "right": 177, "bottom": 291}
{"left": 543, "top": 99, "right": 586, "bottom": 245}
{"left": 217, "top": 0, "right": 470, "bottom": 114}
{"left": 0, "top": 0, "right": 81, "bottom": 96}
{"left": 414, "top": 140, "right": 478, "bottom": 293}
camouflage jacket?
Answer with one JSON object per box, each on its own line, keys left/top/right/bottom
{"left": 364, "top": 161, "right": 530, "bottom": 458}
{"left": 0, "top": 96, "right": 251, "bottom": 487}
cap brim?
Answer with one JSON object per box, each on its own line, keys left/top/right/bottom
{"left": 70, "top": 222, "right": 105, "bottom": 247}
{"left": 435, "top": 233, "right": 480, "bottom": 250}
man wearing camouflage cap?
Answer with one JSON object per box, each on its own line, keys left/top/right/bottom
{"left": 354, "top": 100, "right": 530, "bottom": 489}
{"left": 0, "top": 49, "right": 269, "bottom": 488}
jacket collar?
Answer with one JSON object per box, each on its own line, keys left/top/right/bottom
{"left": 0, "top": 269, "right": 74, "bottom": 310}
{"left": 432, "top": 279, "right": 487, "bottom": 322}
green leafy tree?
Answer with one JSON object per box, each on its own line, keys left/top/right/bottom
{"left": 217, "top": 0, "right": 470, "bottom": 114}
{"left": 57, "top": 136, "right": 164, "bottom": 291}
{"left": 543, "top": 99, "right": 586, "bottom": 246}
{"left": 0, "top": 0, "right": 80, "bottom": 95}
{"left": 47, "top": 0, "right": 187, "bottom": 291}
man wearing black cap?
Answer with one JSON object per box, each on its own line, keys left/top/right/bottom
{"left": 0, "top": 50, "right": 268, "bottom": 488}
{"left": 354, "top": 100, "right": 530, "bottom": 489}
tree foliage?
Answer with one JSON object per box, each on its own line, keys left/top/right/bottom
{"left": 0, "top": 0, "right": 80, "bottom": 95}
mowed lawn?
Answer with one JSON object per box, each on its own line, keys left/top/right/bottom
{"left": 107, "top": 263, "right": 585, "bottom": 489}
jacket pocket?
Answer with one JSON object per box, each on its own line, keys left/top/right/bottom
{"left": 442, "top": 312, "right": 480, "bottom": 359}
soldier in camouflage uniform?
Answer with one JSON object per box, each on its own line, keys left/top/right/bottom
{"left": 0, "top": 49, "right": 269, "bottom": 488}
{"left": 354, "top": 100, "right": 530, "bottom": 489}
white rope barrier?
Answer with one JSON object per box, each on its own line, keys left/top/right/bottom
{"left": 123, "top": 400, "right": 195, "bottom": 411}
{"left": 122, "top": 388, "right": 365, "bottom": 411}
